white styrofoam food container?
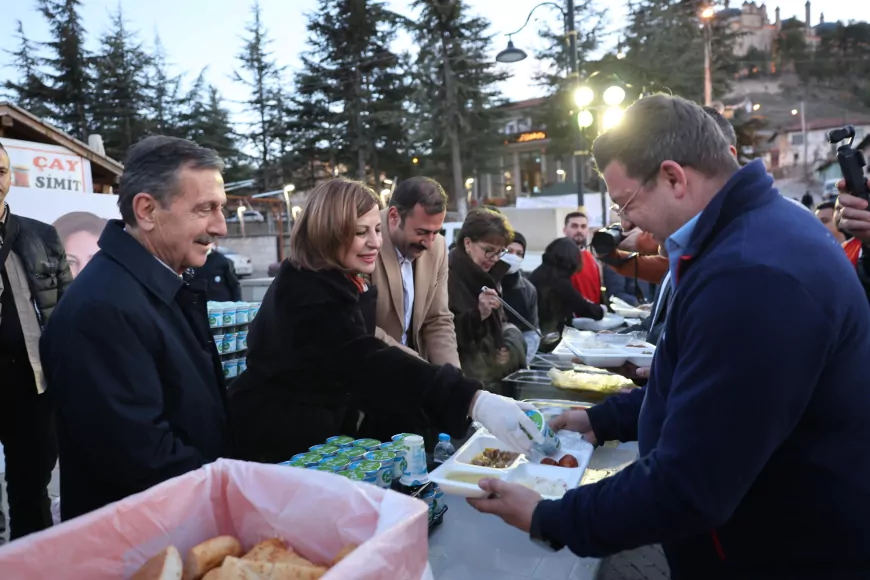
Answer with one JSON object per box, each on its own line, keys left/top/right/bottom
{"left": 430, "top": 429, "right": 594, "bottom": 500}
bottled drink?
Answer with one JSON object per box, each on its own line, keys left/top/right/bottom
{"left": 433, "top": 433, "right": 455, "bottom": 464}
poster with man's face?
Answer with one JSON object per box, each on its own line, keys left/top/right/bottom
{"left": 1, "top": 137, "right": 120, "bottom": 278}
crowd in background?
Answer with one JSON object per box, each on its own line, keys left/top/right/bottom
{"left": 2, "top": 93, "right": 870, "bottom": 578}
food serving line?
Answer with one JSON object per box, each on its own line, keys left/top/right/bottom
{"left": 426, "top": 324, "right": 651, "bottom": 580}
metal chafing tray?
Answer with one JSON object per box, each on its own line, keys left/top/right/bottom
{"left": 501, "top": 369, "right": 618, "bottom": 404}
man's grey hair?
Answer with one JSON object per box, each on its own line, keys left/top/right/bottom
{"left": 117, "top": 135, "right": 225, "bottom": 225}
{"left": 702, "top": 106, "right": 738, "bottom": 147}
{"left": 592, "top": 94, "right": 739, "bottom": 185}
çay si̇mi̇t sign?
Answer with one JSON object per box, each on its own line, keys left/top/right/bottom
{"left": 0, "top": 136, "right": 94, "bottom": 194}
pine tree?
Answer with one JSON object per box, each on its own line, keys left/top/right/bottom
{"left": 233, "top": 0, "right": 283, "bottom": 190}
{"left": 177, "top": 72, "right": 249, "bottom": 182}
{"left": 91, "top": 7, "right": 151, "bottom": 161}
{"left": 144, "top": 36, "right": 184, "bottom": 138}
{"left": 411, "top": 0, "right": 509, "bottom": 213}
{"left": 3, "top": 21, "right": 54, "bottom": 120}
{"left": 37, "top": 0, "right": 93, "bottom": 139}
{"left": 619, "top": 0, "right": 740, "bottom": 104}
{"left": 292, "top": 0, "right": 411, "bottom": 185}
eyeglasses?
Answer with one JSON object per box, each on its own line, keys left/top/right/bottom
{"left": 475, "top": 242, "right": 508, "bottom": 259}
{"left": 609, "top": 182, "right": 645, "bottom": 219}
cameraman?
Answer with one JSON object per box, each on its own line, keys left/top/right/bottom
{"left": 836, "top": 178, "right": 870, "bottom": 299}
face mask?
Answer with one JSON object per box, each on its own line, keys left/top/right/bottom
{"left": 501, "top": 253, "right": 523, "bottom": 274}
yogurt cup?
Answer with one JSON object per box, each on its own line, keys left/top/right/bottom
{"left": 307, "top": 465, "right": 334, "bottom": 472}
{"left": 319, "top": 456, "right": 351, "bottom": 472}
{"left": 391, "top": 433, "right": 417, "bottom": 443}
{"left": 343, "top": 470, "right": 377, "bottom": 484}
{"left": 223, "top": 359, "right": 239, "bottom": 379}
{"left": 379, "top": 443, "right": 407, "bottom": 479}
{"left": 309, "top": 444, "right": 340, "bottom": 457}
{"left": 421, "top": 488, "right": 437, "bottom": 519}
{"left": 278, "top": 460, "right": 306, "bottom": 468}
{"left": 207, "top": 305, "right": 222, "bottom": 328}
{"left": 235, "top": 302, "right": 250, "bottom": 324}
{"left": 364, "top": 450, "right": 395, "bottom": 488}
{"left": 352, "top": 438, "right": 382, "bottom": 451}
{"left": 349, "top": 460, "right": 381, "bottom": 480}
{"left": 213, "top": 334, "right": 224, "bottom": 354}
{"left": 400, "top": 435, "right": 429, "bottom": 487}
{"left": 221, "top": 306, "right": 237, "bottom": 327}
{"left": 237, "top": 358, "right": 247, "bottom": 374}
{"left": 335, "top": 446, "right": 366, "bottom": 462}
{"left": 290, "top": 452, "right": 324, "bottom": 467}
{"left": 236, "top": 331, "right": 248, "bottom": 352}
{"left": 249, "top": 302, "right": 261, "bottom": 319}
{"left": 222, "top": 333, "right": 237, "bottom": 354}
{"left": 326, "top": 435, "right": 355, "bottom": 447}
{"left": 522, "top": 409, "right": 561, "bottom": 456}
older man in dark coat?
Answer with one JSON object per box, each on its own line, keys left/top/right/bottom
{"left": 40, "top": 136, "right": 234, "bottom": 521}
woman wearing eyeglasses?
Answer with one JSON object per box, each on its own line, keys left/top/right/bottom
{"left": 447, "top": 208, "right": 526, "bottom": 389}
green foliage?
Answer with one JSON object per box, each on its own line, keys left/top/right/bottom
{"left": 36, "top": 0, "right": 94, "bottom": 139}
{"left": 289, "top": 0, "right": 412, "bottom": 186}
{"left": 90, "top": 8, "right": 151, "bottom": 161}
{"left": 3, "top": 21, "right": 54, "bottom": 120}
{"left": 619, "top": 0, "right": 741, "bottom": 103}
{"left": 530, "top": 0, "right": 604, "bottom": 161}
{"left": 410, "top": 0, "right": 509, "bottom": 205}
{"left": 233, "top": 1, "right": 284, "bottom": 188}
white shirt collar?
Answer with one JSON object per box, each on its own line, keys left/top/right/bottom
{"left": 122, "top": 226, "right": 183, "bottom": 279}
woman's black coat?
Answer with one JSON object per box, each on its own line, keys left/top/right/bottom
{"left": 228, "top": 262, "right": 479, "bottom": 463}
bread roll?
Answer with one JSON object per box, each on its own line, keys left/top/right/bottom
{"left": 183, "top": 536, "right": 244, "bottom": 580}
{"left": 242, "top": 539, "right": 318, "bottom": 568}
{"left": 131, "top": 546, "right": 183, "bottom": 580}
{"left": 217, "top": 557, "right": 327, "bottom": 580}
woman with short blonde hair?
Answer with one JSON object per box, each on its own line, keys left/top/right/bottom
{"left": 229, "top": 178, "right": 540, "bottom": 462}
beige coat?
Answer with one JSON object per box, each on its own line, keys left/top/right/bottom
{"left": 372, "top": 210, "right": 460, "bottom": 367}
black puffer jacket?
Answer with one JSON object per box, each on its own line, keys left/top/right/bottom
{"left": 6, "top": 212, "right": 72, "bottom": 328}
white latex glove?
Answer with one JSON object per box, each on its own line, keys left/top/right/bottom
{"left": 471, "top": 391, "right": 544, "bottom": 453}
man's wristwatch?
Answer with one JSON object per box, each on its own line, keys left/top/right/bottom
{"left": 529, "top": 501, "right": 565, "bottom": 551}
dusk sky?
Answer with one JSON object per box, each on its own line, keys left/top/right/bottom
{"left": 0, "top": 0, "right": 856, "bottom": 116}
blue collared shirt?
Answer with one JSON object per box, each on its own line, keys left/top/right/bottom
{"left": 665, "top": 213, "right": 701, "bottom": 286}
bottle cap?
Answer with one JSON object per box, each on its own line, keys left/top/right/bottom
{"left": 438, "top": 433, "right": 450, "bottom": 442}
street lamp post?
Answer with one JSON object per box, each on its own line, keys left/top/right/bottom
{"left": 282, "top": 184, "right": 295, "bottom": 231}
{"left": 237, "top": 206, "right": 247, "bottom": 238}
{"left": 701, "top": 7, "right": 715, "bottom": 106}
{"left": 497, "top": 2, "right": 582, "bottom": 205}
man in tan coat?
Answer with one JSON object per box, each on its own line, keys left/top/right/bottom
{"left": 372, "top": 177, "right": 460, "bottom": 368}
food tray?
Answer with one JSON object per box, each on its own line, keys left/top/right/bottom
{"left": 429, "top": 428, "right": 594, "bottom": 500}
{"left": 571, "top": 313, "right": 625, "bottom": 332}
{"left": 502, "top": 369, "right": 627, "bottom": 404}
{"left": 553, "top": 339, "right": 656, "bottom": 368}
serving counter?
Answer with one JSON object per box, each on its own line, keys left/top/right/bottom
{"left": 428, "top": 441, "right": 639, "bottom": 580}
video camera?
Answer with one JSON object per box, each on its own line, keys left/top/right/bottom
{"left": 590, "top": 223, "right": 624, "bottom": 257}
{"left": 826, "top": 125, "right": 869, "bottom": 201}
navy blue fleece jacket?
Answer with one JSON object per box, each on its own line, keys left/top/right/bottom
{"left": 534, "top": 161, "right": 870, "bottom": 578}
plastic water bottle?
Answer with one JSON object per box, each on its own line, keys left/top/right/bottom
{"left": 433, "top": 433, "right": 455, "bottom": 464}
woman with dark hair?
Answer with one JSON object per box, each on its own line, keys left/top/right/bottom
{"left": 229, "top": 179, "right": 540, "bottom": 462}
{"left": 529, "top": 238, "right": 606, "bottom": 337}
{"left": 448, "top": 209, "right": 526, "bottom": 387}
{"left": 52, "top": 211, "right": 107, "bottom": 278}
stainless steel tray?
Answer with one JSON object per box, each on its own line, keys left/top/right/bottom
{"left": 502, "top": 369, "right": 623, "bottom": 404}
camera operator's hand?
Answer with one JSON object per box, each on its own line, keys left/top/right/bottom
{"left": 618, "top": 227, "right": 642, "bottom": 251}
{"left": 837, "top": 178, "right": 870, "bottom": 243}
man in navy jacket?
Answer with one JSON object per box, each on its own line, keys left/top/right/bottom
{"left": 469, "top": 95, "right": 870, "bottom": 578}
{"left": 41, "top": 136, "right": 234, "bottom": 520}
